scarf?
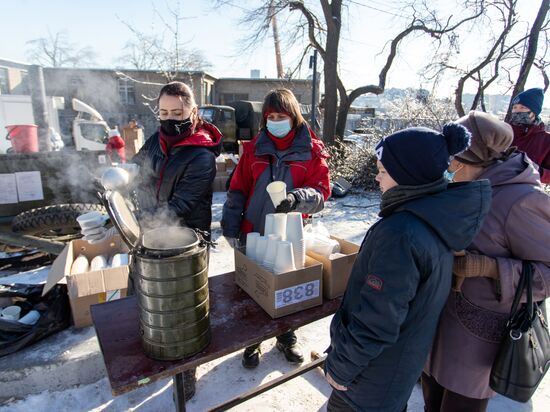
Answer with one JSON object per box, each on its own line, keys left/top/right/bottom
{"left": 266, "top": 128, "right": 296, "bottom": 151}
{"left": 159, "top": 127, "right": 195, "bottom": 152}
{"left": 379, "top": 177, "right": 448, "bottom": 217}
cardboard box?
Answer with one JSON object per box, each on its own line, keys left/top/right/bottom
{"left": 234, "top": 248, "right": 323, "bottom": 318}
{"left": 122, "top": 127, "right": 144, "bottom": 159}
{"left": 43, "top": 236, "right": 129, "bottom": 328}
{"left": 306, "top": 237, "right": 360, "bottom": 299}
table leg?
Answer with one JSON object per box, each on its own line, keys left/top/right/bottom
{"left": 173, "top": 372, "right": 186, "bottom": 412}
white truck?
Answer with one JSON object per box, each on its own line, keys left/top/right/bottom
{"left": 0, "top": 97, "right": 111, "bottom": 243}
{"left": 1, "top": 96, "right": 109, "bottom": 154}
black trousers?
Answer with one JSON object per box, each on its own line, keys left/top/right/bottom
{"left": 421, "top": 372, "right": 489, "bottom": 412}
{"left": 327, "top": 389, "right": 407, "bottom": 412}
{"left": 245, "top": 330, "right": 297, "bottom": 353}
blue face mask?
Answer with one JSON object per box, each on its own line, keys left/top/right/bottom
{"left": 443, "top": 169, "right": 456, "bottom": 182}
{"left": 266, "top": 119, "right": 292, "bottom": 138}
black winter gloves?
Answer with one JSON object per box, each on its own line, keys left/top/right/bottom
{"left": 275, "top": 193, "right": 297, "bottom": 213}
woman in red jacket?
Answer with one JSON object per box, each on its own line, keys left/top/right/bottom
{"left": 222, "top": 88, "right": 331, "bottom": 368}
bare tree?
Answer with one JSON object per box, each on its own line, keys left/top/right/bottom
{"left": 217, "top": 0, "right": 483, "bottom": 146}
{"left": 424, "top": 0, "right": 549, "bottom": 117}
{"left": 506, "top": 0, "right": 550, "bottom": 119}
{"left": 25, "top": 30, "right": 97, "bottom": 67}
{"left": 117, "top": 2, "right": 211, "bottom": 81}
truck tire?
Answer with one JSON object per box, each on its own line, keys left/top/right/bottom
{"left": 11, "top": 203, "right": 106, "bottom": 239}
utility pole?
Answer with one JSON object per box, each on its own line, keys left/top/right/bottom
{"left": 28, "top": 65, "right": 51, "bottom": 151}
{"left": 269, "top": 2, "right": 284, "bottom": 78}
{"left": 310, "top": 50, "right": 318, "bottom": 132}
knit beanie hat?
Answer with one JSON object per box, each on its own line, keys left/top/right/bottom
{"left": 455, "top": 111, "right": 514, "bottom": 166}
{"left": 375, "top": 124, "right": 471, "bottom": 186}
{"left": 512, "top": 88, "right": 544, "bottom": 116}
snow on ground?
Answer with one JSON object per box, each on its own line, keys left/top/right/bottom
{"left": 1, "top": 192, "right": 548, "bottom": 411}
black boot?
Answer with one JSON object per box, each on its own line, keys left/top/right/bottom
{"left": 276, "top": 341, "right": 304, "bottom": 364}
{"left": 242, "top": 345, "right": 261, "bottom": 369}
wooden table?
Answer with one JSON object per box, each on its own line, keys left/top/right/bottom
{"left": 91, "top": 271, "right": 341, "bottom": 411}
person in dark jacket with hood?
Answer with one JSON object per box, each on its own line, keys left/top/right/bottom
{"left": 324, "top": 124, "right": 492, "bottom": 412}
{"left": 508, "top": 87, "right": 550, "bottom": 184}
{"left": 221, "top": 88, "right": 330, "bottom": 369}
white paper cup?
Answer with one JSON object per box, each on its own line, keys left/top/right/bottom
{"left": 1, "top": 305, "right": 21, "bottom": 321}
{"left": 246, "top": 232, "right": 260, "bottom": 261}
{"left": 266, "top": 181, "right": 287, "bottom": 208}
{"left": 255, "top": 236, "right": 269, "bottom": 264}
{"left": 291, "top": 239, "right": 307, "bottom": 269}
{"left": 286, "top": 213, "right": 305, "bottom": 268}
{"left": 286, "top": 212, "right": 304, "bottom": 241}
{"left": 91, "top": 255, "right": 108, "bottom": 271}
{"left": 273, "top": 241, "right": 296, "bottom": 275}
{"left": 272, "top": 213, "right": 287, "bottom": 240}
{"left": 264, "top": 214, "right": 275, "bottom": 236}
{"left": 262, "top": 234, "right": 281, "bottom": 271}
{"left": 18, "top": 310, "right": 40, "bottom": 325}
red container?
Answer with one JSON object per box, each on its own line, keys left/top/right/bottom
{"left": 5, "top": 125, "right": 39, "bottom": 153}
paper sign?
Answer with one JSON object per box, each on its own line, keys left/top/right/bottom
{"left": 275, "top": 280, "right": 320, "bottom": 309}
{"left": 0, "top": 174, "right": 18, "bottom": 204}
{"left": 15, "top": 171, "right": 44, "bottom": 202}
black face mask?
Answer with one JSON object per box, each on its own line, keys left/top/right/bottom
{"left": 509, "top": 112, "right": 535, "bottom": 126}
{"left": 160, "top": 118, "right": 193, "bottom": 136}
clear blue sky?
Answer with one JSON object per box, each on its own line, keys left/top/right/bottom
{"left": 1, "top": 0, "right": 547, "bottom": 104}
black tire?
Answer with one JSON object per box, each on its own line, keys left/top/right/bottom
{"left": 11, "top": 203, "right": 106, "bottom": 239}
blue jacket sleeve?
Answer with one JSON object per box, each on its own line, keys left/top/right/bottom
{"left": 325, "top": 226, "right": 421, "bottom": 386}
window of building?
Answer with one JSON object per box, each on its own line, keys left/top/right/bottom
{"left": 0, "top": 68, "right": 10, "bottom": 94}
{"left": 220, "top": 93, "right": 248, "bottom": 105}
{"left": 118, "top": 79, "right": 136, "bottom": 105}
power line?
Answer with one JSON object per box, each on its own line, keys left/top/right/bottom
{"left": 348, "top": 0, "right": 410, "bottom": 20}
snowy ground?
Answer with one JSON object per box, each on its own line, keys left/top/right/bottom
{"left": 1, "top": 192, "right": 548, "bottom": 411}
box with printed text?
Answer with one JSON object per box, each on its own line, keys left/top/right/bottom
{"left": 234, "top": 248, "right": 323, "bottom": 318}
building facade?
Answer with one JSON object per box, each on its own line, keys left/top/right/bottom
{"left": 0, "top": 59, "right": 319, "bottom": 140}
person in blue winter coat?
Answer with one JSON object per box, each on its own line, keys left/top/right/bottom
{"left": 324, "top": 124, "right": 492, "bottom": 412}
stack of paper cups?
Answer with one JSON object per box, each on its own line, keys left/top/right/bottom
{"left": 255, "top": 236, "right": 269, "bottom": 264}
{"left": 286, "top": 212, "right": 305, "bottom": 269}
{"left": 266, "top": 181, "right": 287, "bottom": 208}
{"left": 262, "top": 234, "right": 281, "bottom": 271}
{"left": 273, "top": 241, "right": 296, "bottom": 275}
{"left": 246, "top": 232, "right": 260, "bottom": 262}
{"left": 264, "top": 213, "right": 275, "bottom": 236}
{"left": 272, "top": 213, "right": 287, "bottom": 240}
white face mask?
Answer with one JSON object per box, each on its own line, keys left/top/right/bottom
{"left": 266, "top": 119, "right": 292, "bottom": 138}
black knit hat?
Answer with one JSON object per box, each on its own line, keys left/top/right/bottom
{"left": 375, "top": 124, "right": 471, "bottom": 186}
